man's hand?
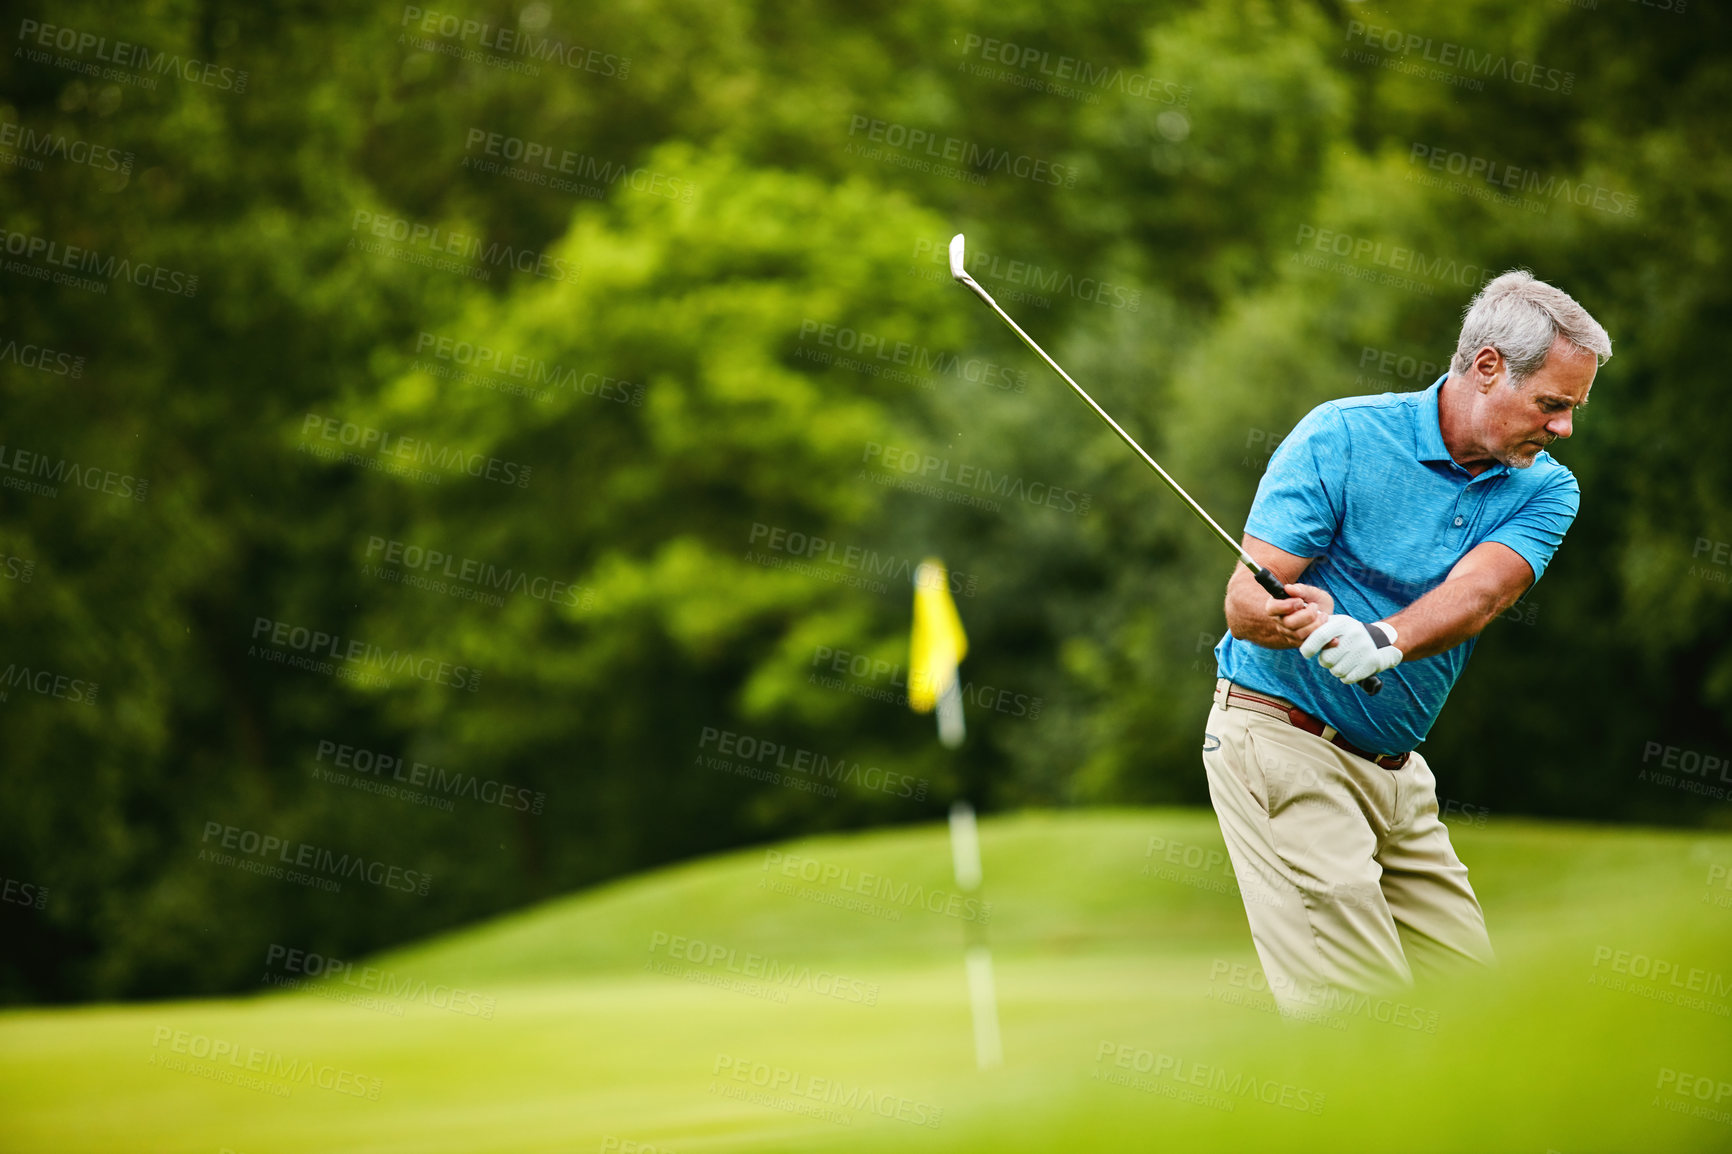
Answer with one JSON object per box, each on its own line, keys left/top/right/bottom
{"left": 1224, "top": 535, "right": 1332, "bottom": 651}
{"left": 1269, "top": 583, "right": 1334, "bottom": 646}
{"left": 1300, "top": 615, "right": 1403, "bottom": 685}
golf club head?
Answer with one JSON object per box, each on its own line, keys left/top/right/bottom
{"left": 948, "top": 233, "right": 993, "bottom": 307}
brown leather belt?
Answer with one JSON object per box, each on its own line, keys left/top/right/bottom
{"left": 1218, "top": 679, "right": 1412, "bottom": 771}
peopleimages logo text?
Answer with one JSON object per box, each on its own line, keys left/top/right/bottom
{"left": 399, "top": 7, "right": 630, "bottom": 77}
{"left": 16, "top": 18, "right": 249, "bottom": 92}
{"left": 200, "top": 821, "right": 432, "bottom": 895}
{"left": 0, "top": 227, "right": 197, "bottom": 296}
{"left": 1343, "top": 20, "right": 1574, "bottom": 94}
{"left": 847, "top": 116, "right": 1077, "bottom": 187}
{"left": 349, "top": 210, "right": 578, "bottom": 284}
{"left": 250, "top": 616, "right": 482, "bottom": 691}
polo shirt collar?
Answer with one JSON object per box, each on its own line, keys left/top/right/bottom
{"left": 1416, "top": 374, "right": 1510, "bottom": 481}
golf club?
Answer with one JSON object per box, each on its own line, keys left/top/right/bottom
{"left": 947, "top": 233, "right": 1382, "bottom": 696}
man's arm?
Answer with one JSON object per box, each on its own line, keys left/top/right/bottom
{"left": 1380, "top": 541, "right": 1532, "bottom": 660}
{"left": 1226, "top": 536, "right": 1532, "bottom": 661}
{"left": 1224, "top": 535, "right": 1334, "bottom": 649}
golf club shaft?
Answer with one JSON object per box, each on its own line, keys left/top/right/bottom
{"left": 952, "top": 273, "right": 1249, "bottom": 561}
{"left": 949, "top": 240, "right": 1382, "bottom": 695}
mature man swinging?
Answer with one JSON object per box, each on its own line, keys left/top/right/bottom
{"left": 1204, "top": 270, "right": 1612, "bottom": 1010}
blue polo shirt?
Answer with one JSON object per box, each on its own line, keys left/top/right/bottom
{"left": 1214, "top": 376, "right": 1579, "bottom": 754}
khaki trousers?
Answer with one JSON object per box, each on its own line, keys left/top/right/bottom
{"left": 1202, "top": 678, "right": 1494, "bottom": 1013}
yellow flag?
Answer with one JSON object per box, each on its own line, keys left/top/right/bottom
{"left": 910, "top": 559, "right": 968, "bottom": 746}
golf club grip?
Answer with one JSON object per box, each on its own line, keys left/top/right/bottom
{"left": 1251, "top": 567, "right": 1382, "bottom": 695}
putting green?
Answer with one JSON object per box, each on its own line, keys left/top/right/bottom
{"left": 3, "top": 809, "right": 1731, "bottom": 1152}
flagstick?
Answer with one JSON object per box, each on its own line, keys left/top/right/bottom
{"left": 948, "top": 801, "right": 1001, "bottom": 1069}
{"left": 937, "top": 677, "right": 965, "bottom": 749}
{"left": 913, "top": 562, "right": 995, "bottom": 1065}
{"left": 963, "top": 947, "right": 1001, "bottom": 1069}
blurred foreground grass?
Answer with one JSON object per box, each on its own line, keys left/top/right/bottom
{"left": 3, "top": 808, "right": 1731, "bottom": 1153}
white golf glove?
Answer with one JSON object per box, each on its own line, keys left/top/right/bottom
{"left": 1299, "top": 615, "right": 1403, "bottom": 685}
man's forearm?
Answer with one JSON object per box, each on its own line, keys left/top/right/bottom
{"left": 1385, "top": 574, "right": 1516, "bottom": 660}
{"left": 1228, "top": 568, "right": 1515, "bottom": 661}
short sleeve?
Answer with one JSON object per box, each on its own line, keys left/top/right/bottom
{"left": 1244, "top": 404, "right": 1347, "bottom": 558}
{"left": 1484, "top": 469, "right": 1580, "bottom": 588}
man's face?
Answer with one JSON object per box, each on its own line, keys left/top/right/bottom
{"left": 1475, "top": 334, "right": 1597, "bottom": 468}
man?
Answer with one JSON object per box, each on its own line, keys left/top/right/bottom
{"left": 1203, "top": 269, "right": 1611, "bottom": 1012}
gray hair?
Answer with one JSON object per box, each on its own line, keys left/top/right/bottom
{"left": 1450, "top": 269, "right": 1612, "bottom": 386}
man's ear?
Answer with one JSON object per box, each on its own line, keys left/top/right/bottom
{"left": 1470, "top": 346, "right": 1502, "bottom": 394}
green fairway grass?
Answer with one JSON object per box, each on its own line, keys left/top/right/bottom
{"left": 4, "top": 808, "right": 1732, "bottom": 1153}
